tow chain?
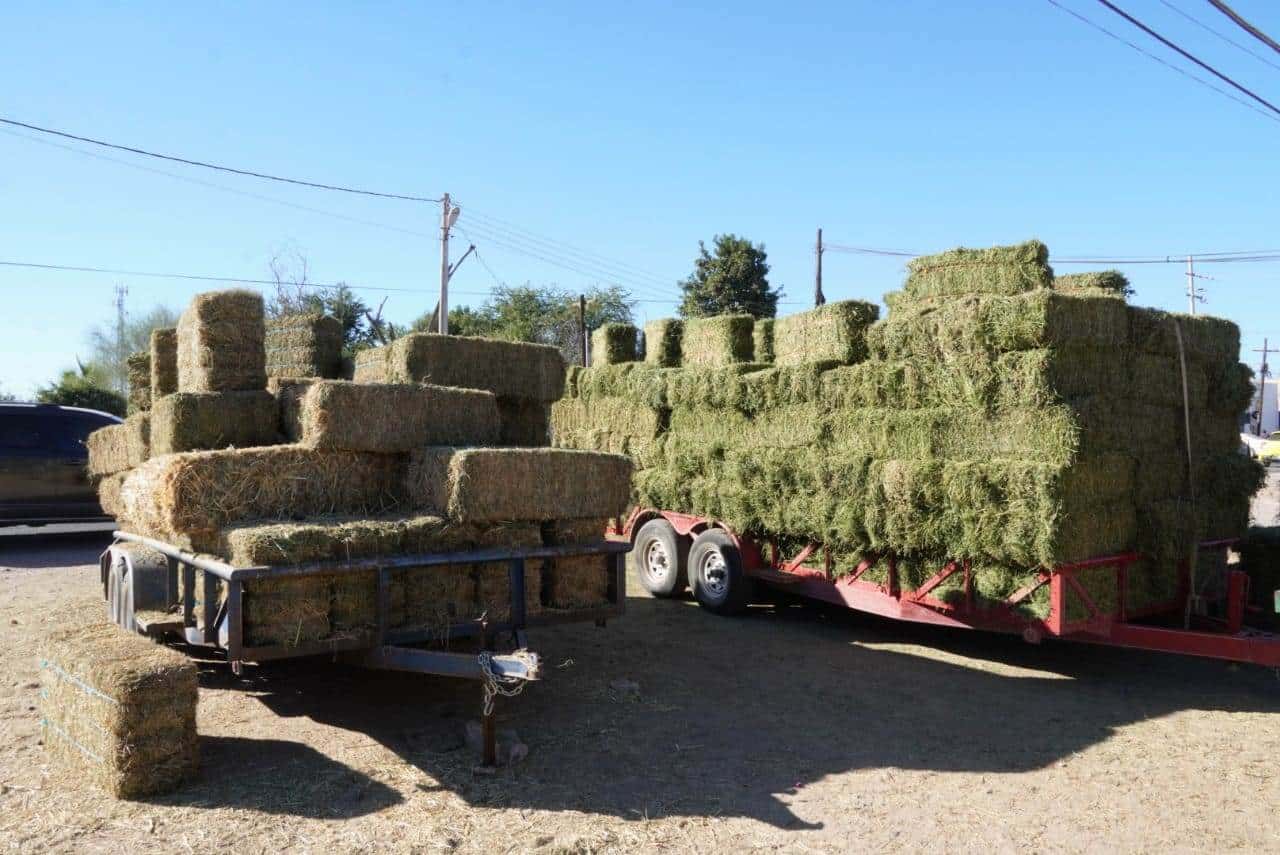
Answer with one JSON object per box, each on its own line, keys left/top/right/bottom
{"left": 478, "top": 650, "right": 532, "bottom": 716}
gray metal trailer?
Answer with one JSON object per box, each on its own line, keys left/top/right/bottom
{"left": 100, "top": 532, "right": 630, "bottom": 765}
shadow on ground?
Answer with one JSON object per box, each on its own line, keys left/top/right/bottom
{"left": 201, "top": 587, "right": 1280, "bottom": 829}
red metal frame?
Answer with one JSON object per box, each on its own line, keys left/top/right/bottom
{"left": 621, "top": 507, "right": 1280, "bottom": 668}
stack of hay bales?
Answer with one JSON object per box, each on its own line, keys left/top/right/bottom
{"left": 553, "top": 241, "right": 1263, "bottom": 618}
{"left": 353, "top": 332, "right": 565, "bottom": 446}
{"left": 39, "top": 623, "right": 198, "bottom": 797}
{"left": 92, "top": 292, "right": 632, "bottom": 649}
{"left": 265, "top": 312, "right": 344, "bottom": 379}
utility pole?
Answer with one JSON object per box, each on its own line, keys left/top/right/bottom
{"left": 1255, "top": 338, "right": 1276, "bottom": 436}
{"left": 114, "top": 283, "right": 128, "bottom": 394}
{"left": 1186, "top": 256, "right": 1195, "bottom": 315}
{"left": 579, "top": 294, "right": 588, "bottom": 366}
{"left": 814, "top": 228, "right": 826, "bottom": 307}
{"left": 439, "top": 193, "right": 460, "bottom": 335}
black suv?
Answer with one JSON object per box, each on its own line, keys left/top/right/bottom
{"left": 0, "top": 402, "right": 121, "bottom": 526}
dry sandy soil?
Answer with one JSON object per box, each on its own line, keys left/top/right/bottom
{"left": 1, "top": 473, "right": 1278, "bottom": 853}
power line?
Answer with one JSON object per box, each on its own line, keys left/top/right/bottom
{"left": 0, "top": 116, "right": 441, "bottom": 202}
{"left": 1206, "top": 0, "right": 1280, "bottom": 58}
{"left": 1045, "top": 0, "right": 1280, "bottom": 123}
{"left": 1156, "top": 0, "right": 1280, "bottom": 72}
{"left": 1092, "top": 0, "right": 1280, "bottom": 117}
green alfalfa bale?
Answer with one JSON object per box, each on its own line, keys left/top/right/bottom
{"left": 1053, "top": 270, "right": 1131, "bottom": 299}
{"left": 644, "top": 319, "right": 683, "bottom": 367}
{"left": 150, "top": 328, "right": 178, "bottom": 398}
{"left": 126, "top": 351, "right": 151, "bottom": 414}
{"left": 150, "top": 391, "right": 279, "bottom": 455}
{"left": 900, "top": 240, "right": 1053, "bottom": 303}
{"left": 1207, "top": 361, "right": 1255, "bottom": 415}
{"left": 496, "top": 397, "right": 551, "bottom": 446}
{"left": 86, "top": 415, "right": 150, "bottom": 476}
{"left": 377, "top": 333, "right": 565, "bottom": 402}
{"left": 772, "top": 300, "right": 880, "bottom": 366}
{"left": 176, "top": 290, "right": 266, "bottom": 392}
{"left": 681, "top": 315, "right": 755, "bottom": 366}
{"left": 264, "top": 313, "right": 343, "bottom": 379}
{"left": 550, "top": 396, "right": 664, "bottom": 446}
{"left": 564, "top": 364, "right": 584, "bottom": 398}
{"left": 752, "top": 318, "right": 774, "bottom": 363}
{"left": 283, "top": 380, "right": 500, "bottom": 451}
{"left": 38, "top": 623, "right": 198, "bottom": 798}
{"left": 575, "top": 363, "right": 672, "bottom": 409}
{"left": 590, "top": 323, "right": 638, "bottom": 365}
{"left": 1127, "top": 307, "right": 1240, "bottom": 365}
{"left": 738, "top": 362, "right": 841, "bottom": 412}
{"left": 663, "top": 364, "right": 769, "bottom": 410}
{"left": 1128, "top": 352, "right": 1210, "bottom": 409}
{"left": 867, "top": 291, "right": 1129, "bottom": 362}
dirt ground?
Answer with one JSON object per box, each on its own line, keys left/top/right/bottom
{"left": 1, "top": 473, "right": 1279, "bottom": 853}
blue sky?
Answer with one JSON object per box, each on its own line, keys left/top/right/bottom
{"left": 3, "top": 1, "right": 1278, "bottom": 396}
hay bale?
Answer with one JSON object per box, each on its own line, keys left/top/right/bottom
{"left": 86, "top": 414, "right": 150, "bottom": 477}
{"left": 590, "top": 324, "right": 638, "bottom": 365}
{"left": 351, "top": 346, "right": 387, "bottom": 383}
{"left": 282, "top": 381, "right": 499, "bottom": 451}
{"left": 176, "top": 290, "right": 266, "bottom": 392}
{"left": 364, "top": 334, "right": 565, "bottom": 402}
{"left": 1128, "top": 353, "right": 1210, "bottom": 409}
{"left": 496, "top": 397, "right": 551, "bottom": 446}
{"left": 222, "top": 515, "right": 407, "bottom": 566}
{"left": 1054, "top": 270, "right": 1130, "bottom": 299}
{"left": 901, "top": 240, "right": 1052, "bottom": 303}
{"left": 644, "top": 319, "right": 683, "bottom": 367}
{"left": 575, "top": 363, "right": 672, "bottom": 408}
{"left": 118, "top": 447, "right": 406, "bottom": 553}
{"left": 540, "top": 516, "right": 613, "bottom": 610}
{"left": 1128, "top": 307, "right": 1240, "bottom": 364}
{"left": 38, "top": 623, "right": 198, "bottom": 798}
{"left": 681, "top": 315, "right": 755, "bottom": 366}
{"left": 243, "top": 574, "right": 332, "bottom": 646}
{"left": 98, "top": 472, "right": 129, "bottom": 519}
{"left": 405, "top": 447, "right": 633, "bottom": 523}
{"left": 150, "top": 391, "right": 279, "bottom": 455}
{"left": 772, "top": 300, "right": 880, "bottom": 366}
{"left": 126, "top": 351, "right": 151, "bottom": 414}
{"left": 265, "top": 313, "right": 343, "bottom": 379}
{"left": 753, "top": 318, "right": 774, "bottom": 363}
{"left": 150, "top": 328, "right": 178, "bottom": 399}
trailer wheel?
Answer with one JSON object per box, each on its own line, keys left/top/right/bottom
{"left": 632, "top": 518, "right": 689, "bottom": 597}
{"left": 689, "top": 529, "right": 753, "bottom": 615}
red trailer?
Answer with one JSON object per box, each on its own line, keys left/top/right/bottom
{"left": 621, "top": 508, "right": 1280, "bottom": 668}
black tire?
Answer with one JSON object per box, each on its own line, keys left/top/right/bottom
{"left": 688, "top": 529, "right": 753, "bottom": 615}
{"left": 632, "top": 518, "right": 689, "bottom": 597}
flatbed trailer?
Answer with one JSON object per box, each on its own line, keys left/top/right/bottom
{"left": 623, "top": 508, "right": 1280, "bottom": 668}
{"left": 100, "top": 531, "right": 630, "bottom": 765}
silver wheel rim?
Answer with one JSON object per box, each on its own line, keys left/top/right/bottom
{"left": 643, "top": 538, "right": 671, "bottom": 584}
{"left": 698, "top": 548, "right": 728, "bottom": 599}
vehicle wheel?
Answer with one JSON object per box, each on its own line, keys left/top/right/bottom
{"left": 632, "top": 518, "right": 688, "bottom": 597}
{"left": 689, "top": 529, "right": 753, "bottom": 615}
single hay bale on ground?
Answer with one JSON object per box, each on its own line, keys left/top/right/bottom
{"left": 265, "top": 313, "right": 343, "bottom": 379}
{"left": 644, "top": 319, "right": 683, "bottom": 367}
{"left": 1054, "top": 270, "right": 1130, "bottom": 299}
{"left": 87, "top": 414, "right": 150, "bottom": 477}
{"left": 283, "top": 381, "right": 499, "bottom": 451}
{"left": 363, "top": 333, "right": 565, "bottom": 402}
{"left": 150, "top": 328, "right": 178, "bottom": 398}
{"left": 150, "top": 391, "right": 279, "bottom": 455}
{"left": 496, "top": 397, "right": 551, "bottom": 446}
{"left": 681, "top": 315, "right": 755, "bottom": 366}
{"left": 119, "top": 446, "right": 406, "bottom": 553}
{"left": 753, "top": 318, "right": 774, "bottom": 363}
{"left": 590, "top": 324, "right": 638, "bottom": 365}
{"left": 38, "top": 623, "right": 198, "bottom": 798}
{"left": 900, "top": 240, "right": 1052, "bottom": 303}
{"left": 772, "top": 300, "right": 880, "bottom": 366}
{"left": 126, "top": 351, "right": 151, "bottom": 414}
{"left": 176, "top": 289, "right": 266, "bottom": 392}
{"left": 406, "top": 447, "right": 633, "bottom": 523}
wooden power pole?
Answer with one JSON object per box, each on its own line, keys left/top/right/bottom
{"left": 814, "top": 228, "right": 826, "bottom": 307}
{"left": 579, "top": 294, "right": 588, "bottom": 366}
{"left": 1255, "top": 337, "right": 1276, "bottom": 436}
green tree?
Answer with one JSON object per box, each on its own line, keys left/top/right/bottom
{"left": 85, "top": 304, "right": 180, "bottom": 395}
{"left": 677, "top": 234, "right": 782, "bottom": 319}
{"left": 36, "top": 361, "right": 126, "bottom": 416}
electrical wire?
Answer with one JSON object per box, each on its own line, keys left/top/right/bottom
{"left": 1156, "top": 0, "right": 1280, "bottom": 72}
{"left": 0, "top": 116, "right": 440, "bottom": 202}
{"left": 1045, "top": 0, "right": 1280, "bottom": 123}
{"left": 1206, "top": 0, "right": 1280, "bottom": 58}
{"left": 1092, "top": 0, "right": 1280, "bottom": 117}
